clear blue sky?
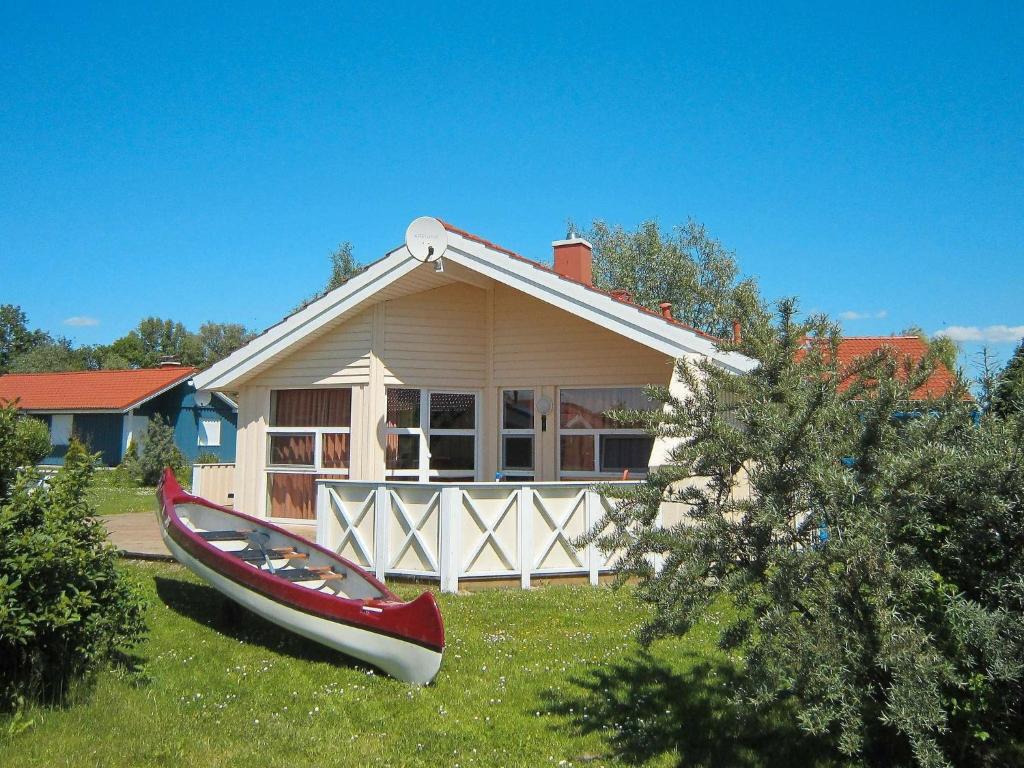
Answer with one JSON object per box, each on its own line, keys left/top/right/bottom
{"left": 2, "top": 2, "right": 1021, "bottom": 372}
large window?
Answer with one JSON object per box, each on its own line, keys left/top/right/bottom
{"left": 385, "top": 388, "right": 477, "bottom": 482}
{"left": 266, "top": 388, "right": 351, "bottom": 519}
{"left": 500, "top": 389, "right": 534, "bottom": 481}
{"left": 559, "top": 387, "right": 658, "bottom": 478}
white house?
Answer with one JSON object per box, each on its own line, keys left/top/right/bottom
{"left": 193, "top": 218, "right": 754, "bottom": 590}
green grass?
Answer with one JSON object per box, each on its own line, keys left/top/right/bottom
{"left": 87, "top": 471, "right": 158, "bottom": 516}
{"left": 1, "top": 563, "right": 835, "bottom": 768}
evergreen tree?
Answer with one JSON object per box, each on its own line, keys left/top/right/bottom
{"left": 134, "top": 417, "right": 184, "bottom": 486}
{"left": 588, "top": 301, "right": 1023, "bottom": 767}
{"left": 991, "top": 341, "right": 1024, "bottom": 418}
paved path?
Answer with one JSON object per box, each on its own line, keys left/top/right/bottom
{"left": 101, "top": 512, "right": 173, "bottom": 560}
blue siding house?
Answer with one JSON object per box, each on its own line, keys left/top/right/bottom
{"left": 0, "top": 364, "right": 237, "bottom": 466}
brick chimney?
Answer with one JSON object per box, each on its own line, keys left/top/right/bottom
{"left": 552, "top": 236, "right": 593, "bottom": 286}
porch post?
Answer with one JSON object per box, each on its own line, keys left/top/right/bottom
{"left": 315, "top": 482, "right": 330, "bottom": 550}
{"left": 439, "top": 486, "right": 461, "bottom": 593}
{"left": 373, "top": 485, "right": 389, "bottom": 582}
{"left": 518, "top": 486, "right": 532, "bottom": 589}
{"left": 585, "top": 489, "right": 600, "bottom": 586}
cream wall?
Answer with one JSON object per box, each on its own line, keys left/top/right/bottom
{"left": 232, "top": 281, "right": 677, "bottom": 515}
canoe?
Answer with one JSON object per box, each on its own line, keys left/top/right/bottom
{"left": 155, "top": 469, "right": 444, "bottom": 684}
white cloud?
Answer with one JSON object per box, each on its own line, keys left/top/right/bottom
{"left": 839, "top": 309, "right": 888, "bottom": 321}
{"left": 935, "top": 325, "right": 1024, "bottom": 343}
{"left": 63, "top": 316, "right": 100, "bottom": 327}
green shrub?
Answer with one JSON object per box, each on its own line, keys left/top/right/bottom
{"left": 0, "top": 407, "right": 50, "bottom": 499}
{"left": 593, "top": 301, "right": 1024, "bottom": 767}
{"left": 113, "top": 438, "right": 141, "bottom": 486}
{"left": 0, "top": 432, "right": 146, "bottom": 709}
{"left": 135, "top": 417, "right": 184, "bottom": 486}
{"left": 193, "top": 451, "right": 221, "bottom": 465}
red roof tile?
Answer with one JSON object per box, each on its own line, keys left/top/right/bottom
{"left": 439, "top": 220, "right": 725, "bottom": 344}
{"left": 0, "top": 367, "right": 198, "bottom": 411}
{"left": 803, "top": 336, "right": 961, "bottom": 400}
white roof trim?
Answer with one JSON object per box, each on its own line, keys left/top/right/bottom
{"left": 194, "top": 225, "right": 756, "bottom": 391}
{"left": 120, "top": 373, "right": 197, "bottom": 412}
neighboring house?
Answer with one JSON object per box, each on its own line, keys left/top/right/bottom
{"left": 822, "top": 335, "right": 962, "bottom": 399}
{"left": 193, "top": 217, "right": 755, "bottom": 530}
{"left": 0, "top": 364, "right": 237, "bottom": 466}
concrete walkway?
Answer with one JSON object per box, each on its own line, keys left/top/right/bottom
{"left": 101, "top": 512, "right": 173, "bottom": 560}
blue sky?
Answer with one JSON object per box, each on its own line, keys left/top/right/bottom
{"left": 2, "top": 2, "right": 1021, "bottom": 373}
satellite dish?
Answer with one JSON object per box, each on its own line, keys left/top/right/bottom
{"left": 194, "top": 390, "right": 212, "bottom": 407}
{"left": 405, "top": 217, "right": 447, "bottom": 263}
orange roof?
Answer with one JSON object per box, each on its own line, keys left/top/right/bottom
{"left": 0, "top": 366, "right": 198, "bottom": 411}
{"left": 807, "top": 336, "right": 960, "bottom": 399}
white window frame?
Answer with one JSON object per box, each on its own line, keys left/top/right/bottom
{"left": 263, "top": 388, "right": 353, "bottom": 522}
{"left": 197, "top": 418, "right": 221, "bottom": 447}
{"left": 499, "top": 388, "right": 535, "bottom": 480}
{"left": 557, "top": 386, "right": 657, "bottom": 479}
{"left": 385, "top": 388, "right": 481, "bottom": 482}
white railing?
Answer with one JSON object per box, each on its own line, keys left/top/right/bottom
{"left": 191, "top": 463, "right": 235, "bottom": 507}
{"left": 316, "top": 480, "right": 645, "bottom": 593}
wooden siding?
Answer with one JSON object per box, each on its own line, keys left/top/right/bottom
{"left": 381, "top": 283, "right": 487, "bottom": 388}
{"left": 248, "top": 313, "right": 373, "bottom": 388}
{"left": 492, "top": 284, "right": 674, "bottom": 386}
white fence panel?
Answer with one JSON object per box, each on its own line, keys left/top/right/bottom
{"left": 191, "top": 463, "right": 235, "bottom": 507}
{"left": 314, "top": 479, "right": 640, "bottom": 592}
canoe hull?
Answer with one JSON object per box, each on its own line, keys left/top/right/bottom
{"left": 160, "top": 527, "right": 443, "bottom": 684}
{"left": 156, "top": 469, "right": 444, "bottom": 685}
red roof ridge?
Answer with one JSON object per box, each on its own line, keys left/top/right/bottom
{"left": 0, "top": 366, "right": 198, "bottom": 377}
{"left": 439, "top": 219, "right": 725, "bottom": 344}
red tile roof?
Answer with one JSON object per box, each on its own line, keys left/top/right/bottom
{"left": 439, "top": 220, "right": 725, "bottom": 344}
{"left": 0, "top": 367, "right": 198, "bottom": 411}
{"left": 807, "top": 336, "right": 961, "bottom": 399}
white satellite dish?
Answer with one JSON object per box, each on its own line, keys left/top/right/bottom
{"left": 194, "top": 390, "right": 212, "bottom": 407}
{"left": 405, "top": 217, "right": 447, "bottom": 263}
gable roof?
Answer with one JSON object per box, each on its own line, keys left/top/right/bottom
{"left": 194, "top": 218, "right": 756, "bottom": 391}
{"left": 0, "top": 367, "right": 198, "bottom": 412}
{"left": 813, "top": 336, "right": 961, "bottom": 400}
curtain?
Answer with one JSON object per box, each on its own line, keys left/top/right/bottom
{"left": 272, "top": 389, "right": 351, "bottom": 427}
{"left": 267, "top": 473, "right": 316, "bottom": 519}
{"left": 321, "top": 433, "right": 349, "bottom": 469}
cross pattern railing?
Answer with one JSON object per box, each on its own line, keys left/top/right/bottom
{"left": 315, "top": 479, "right": 644, "bottom": 592}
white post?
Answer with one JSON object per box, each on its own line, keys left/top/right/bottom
{"left": 439, "top": 486, "right": 461, "bottom": 593}
{"left": 518, "top": 486, "right": 532, "bottom": 589}
{"left": 585, "top": 489, "right": 600, "bottom": 586}
{"left": 191, "top": 464, "right": 202, "bottom": 497}
{"left": 651, "top": 499, "right": 665, "bottom": 573}
{"left": 374, "top": 485, "right": 389, "bottom": 582}
{"left": 315, "top": 482, "right": 330, "bottom": 549}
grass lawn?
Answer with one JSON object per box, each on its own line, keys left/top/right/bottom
{"left": 1, "top": 563, "right": 835, "bottom": 768}
{"left": 86, "top": 471, "right": 159, "bottom": 516}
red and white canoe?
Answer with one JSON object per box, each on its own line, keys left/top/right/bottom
{"left": 156, "top": 469, "right": 444, "bottom": 684}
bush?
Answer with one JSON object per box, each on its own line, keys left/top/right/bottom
{"left": 0, "top": 430, "right": 146, "bottom": 710}
{"left": 593, "top": 301, "right": 1024, "bottom": 767}
{"left": 135, "top": 417, "right": 184, "bottom": 487}
{"left": 193, "top": 451, "right": 221, "bottom": 465}
{"left": 0, "top": 407, "right": 50, "bottom": 498}
{"left": 114, "top": 438, "right": 141, "bottom": 486}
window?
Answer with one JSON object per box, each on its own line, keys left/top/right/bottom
{"left": 50, "top": 414, "right": 73, "bottom": 446}
{"left": 500, "top": 389, "right": 534, "bottom": 480}
{"left": 198, "top": 419, "right": 221, "bottom": 447}
{"left": 385, "top": 388, "right": 478, "bottom": 482}
{"left": 559, "top": 387, "right": 658, "bottom": 477}
{"left": 266, "top": 388, "right": 351, "bottom": 519}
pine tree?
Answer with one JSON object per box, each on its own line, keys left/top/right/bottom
{"left": 587, "top": 301, "right": 1024, "bottom": 767}
{"left": 991, "top": 341, "right": 1024, "bottom": 418}
{"left": 135, "top": 417, "right": 184, "bottom": 486}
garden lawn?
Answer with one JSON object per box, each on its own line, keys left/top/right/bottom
{"left": 86, "top": 471, "right": 158, "bottom": 516}
{"left": 1, "top": 563, "right": 834, "bottom": 768}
